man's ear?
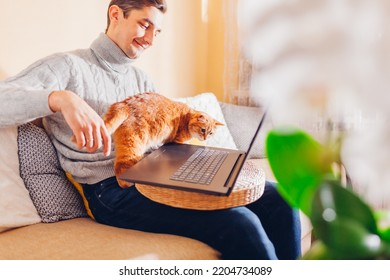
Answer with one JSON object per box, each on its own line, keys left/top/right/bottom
{"left": 108, "top": 5, "right": 122, "bottom": 23}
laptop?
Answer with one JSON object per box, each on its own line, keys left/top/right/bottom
{"left": 119, "top": 110, "right": 267, "bottom": 196}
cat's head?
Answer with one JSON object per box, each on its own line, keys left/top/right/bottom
{"left": 189, "top": 111, "right": 224, "bottom": 141}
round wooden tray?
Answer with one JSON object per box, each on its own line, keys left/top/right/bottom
{"left": 136, "top": 160, "right": 265, "bottom": 210}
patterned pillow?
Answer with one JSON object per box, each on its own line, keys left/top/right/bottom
{"left": 17, "top": 123, "right": 87, "bottom": 223}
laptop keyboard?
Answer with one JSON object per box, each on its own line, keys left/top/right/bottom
{"left": 170, "top": 148, "right": 228, "bottom": 185}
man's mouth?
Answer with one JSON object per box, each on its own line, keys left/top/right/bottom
{"left": 134, "top": 40, "right": 146, "bottom": 50}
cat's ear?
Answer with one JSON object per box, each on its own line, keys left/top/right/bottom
{"left": 214, "top": 119, "right": 224, "bottom": 126}
{"left": 197, "top": 114, "right": 207, "bottom": 123}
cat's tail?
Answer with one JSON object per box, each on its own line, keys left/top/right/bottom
{"left": 103, "top": 102, "right": 129, "bottom": 135}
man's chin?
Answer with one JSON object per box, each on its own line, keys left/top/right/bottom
{"left": 127, "top": 48, "right": 143, "bottom": 59}
{"left": 126, "top": 53, "right": 137, "bottom": 59}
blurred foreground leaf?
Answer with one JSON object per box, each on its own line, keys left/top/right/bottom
{"left": 309, "top": 177, "right": 390, "bottom": 259}
{"left": 374, "top": 210, "right": 390, "bottom": 243}
{"left": 312, "top": 180, "right": 377, "bottom": 234}
{"left": 266, "top": 128, "right": 333, "bottom": 216}
{"left": 266, "top": 127, "right": 390, "bottom": 259}
{"left": 301, "top": 241, "right": 339, "bottom": 260}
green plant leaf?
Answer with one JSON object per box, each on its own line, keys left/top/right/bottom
{"left": 266, "top": 127, "right": 333, "bottom": 215}
{"left": 374, "top": 210, "right": 390, "bottom": 243}
{"left": 379, "top": 228, "right": 390, "bottom": 244}
{"left": 311, "top": 180, "right": 377, "bottom": 234}
{"left": 313, "top": 217, "right": 383, "bottom": 259}
{"left": 310, "top": 181, "right": 384, "bottom": 258}
{"left": 302, "top": 241, "right": 344, "bottom": 260}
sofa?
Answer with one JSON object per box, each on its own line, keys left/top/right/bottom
{"left": 0, "top": 93, "right": 312, "bottom": 260}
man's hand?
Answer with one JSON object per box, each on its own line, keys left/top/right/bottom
{"left": 48, "top": 90, "right": 111, "bottom": 156}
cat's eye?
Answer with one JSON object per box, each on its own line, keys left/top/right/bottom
{"left": 201, "top": 128, "right": 206, "bottom": 134}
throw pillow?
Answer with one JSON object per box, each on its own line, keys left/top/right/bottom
{"left": 219, "top": 103, "right": 272, "bottom": 159}
{"left": 0, "top": 126, "right": 41, "bottom": 232}
{"left": 17, "top": 123, "right": 87, "bottom": 223}
{"left": 174, "top": 93, "right": 237, "bottom": 149}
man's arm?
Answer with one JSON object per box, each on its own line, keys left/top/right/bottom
{"left": 0, "top": 83, "right": 53, "bottom": 127}
{"left": 0, "top": 60, "right": 111, "bottom": 156}
{"left": 0, "top": 59, "right": 63, "bottom": 127}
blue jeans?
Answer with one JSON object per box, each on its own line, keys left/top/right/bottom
{"left": 82, "top": 177, "right": 301, "bottom": 260}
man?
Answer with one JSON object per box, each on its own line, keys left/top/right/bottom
{"left": 0, "top": 0, "right": 301, "bottom": 259}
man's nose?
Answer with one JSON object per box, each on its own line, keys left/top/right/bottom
{"left": 144, "top": 30, "right": 155, "bottom": 46}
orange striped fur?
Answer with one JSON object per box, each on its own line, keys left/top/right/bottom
{"left": 103, "top": 92, "right": 223, "bottom": 188}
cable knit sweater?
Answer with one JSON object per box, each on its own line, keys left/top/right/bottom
{"left": 0, "top": 33, "right": 157, "bottom": 184}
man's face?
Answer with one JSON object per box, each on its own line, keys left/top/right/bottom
{"left": 107, "top": 6, "right": 163, "bottom": 59}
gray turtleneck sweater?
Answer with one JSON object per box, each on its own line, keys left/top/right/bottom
{"left": 0, "top": 33, "right": 157, "bottom": 184}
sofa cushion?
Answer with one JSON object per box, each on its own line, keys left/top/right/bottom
{"left": 219, "top": 103, "right": 272, "bottom": 158}
{"left": 0, "top": 126, "right": 41, "bottom": 232}
{"left": 17, "top": 123, "right": 87, "bottom": 223}
{"left": 0, "top": 217, "right": 220, "bottom": 260}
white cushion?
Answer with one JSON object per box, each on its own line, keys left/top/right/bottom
{"left": 0, "top": 126, "right": 41, "bottom": 232}
{"left": 174, "top": 93, "right": 237, "bottom": 149}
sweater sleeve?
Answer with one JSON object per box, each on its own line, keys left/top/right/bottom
{"left": 0, "top": 58, "right": 61, "bottom": 127}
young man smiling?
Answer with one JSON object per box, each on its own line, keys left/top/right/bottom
{"left": 105, "top": 2, "right": 163, "bottom": 59}
{"left": 0, "top": 0, "right": 301, "bottom": 260}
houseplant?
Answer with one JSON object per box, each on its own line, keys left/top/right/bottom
{"left": 266, "top": 127, "right": 390, "bottom": 259}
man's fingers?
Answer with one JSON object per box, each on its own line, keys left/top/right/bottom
{"left": 93, "top": 128, "right": 102, "bottom": 150}
{"left": 85, "top": 129, "right": 94, "bottom": 149}
{"left": 82, "top": 122, "right": 111, "bottom": 156}
{"left": 73, "top": 131, "right": 86, "bottom": 149}
{"left": 101, "top": 125, "right": 111, "bottom": 156}
{"left": 85, "top": 127, "right": 102, "bottom": 153}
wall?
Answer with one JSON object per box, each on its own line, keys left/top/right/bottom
{"left": 0, "top": 0, "right": 226, "bottom": 99}
{"left": 0, "top": 0, "right": 107, "bottom": 76}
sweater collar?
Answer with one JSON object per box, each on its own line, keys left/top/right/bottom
{"left": 90, "top": 33, "right": 135, "bottom": 73}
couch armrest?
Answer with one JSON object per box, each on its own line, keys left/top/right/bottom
{"left": 219, "top": 102, "right": 272, "bottom": 159}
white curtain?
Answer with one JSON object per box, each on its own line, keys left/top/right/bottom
{"left": 223, "top": 0, "right": 257, "bottom": 106}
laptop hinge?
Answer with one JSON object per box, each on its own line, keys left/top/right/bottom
{"left": 224, "top": 154, "right": 246, "bottom": 194}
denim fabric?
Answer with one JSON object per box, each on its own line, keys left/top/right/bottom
{"left": 82, "top": 178, "right": 301, "bottom": 260}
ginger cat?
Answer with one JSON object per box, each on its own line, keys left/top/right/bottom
{"left": 103, "top": 92, "right": 223, "bottom": 188}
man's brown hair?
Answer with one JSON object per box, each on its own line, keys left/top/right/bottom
{"left": 106, "top": 0, "right": 167, "bottom": 32}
